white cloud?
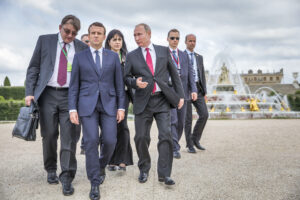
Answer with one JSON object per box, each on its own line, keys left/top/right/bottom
{"left": 14, "top": 0, "right": 58, "bottom": 15}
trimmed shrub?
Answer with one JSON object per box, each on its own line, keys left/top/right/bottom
{"left": 0, "top": 86, "right": 25, "bottom": 100}
{"left": 0, "top": 100, "right": 25, "bottom": 120}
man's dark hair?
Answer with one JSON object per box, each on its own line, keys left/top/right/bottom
{"left": 88, "top": 22, "right": 106, "bottom": 35}
{"left": 168, "top": 28, "right": 180, "bottom": 37}
{"left": 185, "top": 33, "right": 196, "bottom": 42}
{"left": 61, "top": 15, "right": 81, "bottom": 32}
{"left": 81, "top": 34, "right": 88, "bottom": 40}
{"left": 135, "top": 23, "right": 151, "bottom": 33}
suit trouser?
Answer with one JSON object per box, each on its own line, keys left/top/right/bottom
{"left": 171, "top": 101, "right": 187, "bottom": 152}
{"left": 134, "top": 94, "right": 173, "bottom": 178}
{"left": 80, "top": 98, "right": 117, "bottom": 186}
{"left": 38, "top": 87, "right": 80, "bottom": 183}
{"left": 185, "top": 93, "right": 208, "bottom": 147}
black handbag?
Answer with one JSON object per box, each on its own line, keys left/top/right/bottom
{"left": 12, "top": 100, "right": 39, "bottom": 141}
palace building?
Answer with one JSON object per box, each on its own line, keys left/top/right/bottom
{"left": 240, "top": 68, "right": 283, "bottom": 85}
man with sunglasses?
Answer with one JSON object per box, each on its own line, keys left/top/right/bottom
{"left": 167, "top": 29, "right": 197, "bottom": 159}
{"left": 81, "top": 34, "right": 90, "bottom": 46}
{"left": 184, "top": 34, "right": 208, "bottom": 152}
{"left": 25, "top": 15, "right": 88, "bottom": 196}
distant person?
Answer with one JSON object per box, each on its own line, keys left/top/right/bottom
{"left": 125, "top": 23, "right": 184, "bottom": 185}
{"left": 167, "top": 29, "right": 197, "bottom": 159}
{"left": 69, "top": 22, "right": 125, "bottom": 200}
{"left": 81, "top": 34, "right": 90, "bottom": 46}
{"left": 79, "top": 33, "right": 90, "bottom": 155}
{"left": 25, "top": 15, "right": 87, "bottom": 196}
{"left": 104, "top": 29, "right": 133, "bottom": 171}
{"left": 184, "top": 34, "right": 208, "bottom": 152}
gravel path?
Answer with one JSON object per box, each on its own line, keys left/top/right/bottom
{"left": 0, "top": 119, "right": 300, "bottom": 200}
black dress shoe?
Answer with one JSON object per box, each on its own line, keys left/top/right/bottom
{"left": 193, "top": 140, "right": 206, "bottom": 150}
{"left": 107, "top": 165, "right": 117, "bottom": 171}
{"left": 99, "top": 168, "right": 106, "bottom": 184}
{"left": 61, "top": 182, "right": 74, "bottom": 196}
{"left": 89, "top": 185, "right": 100, "bottom": 200}
{"left": 138, "top": 171, "right": 148, "bottom": 183}
{"left": 158, "top": 176, "right": 175, "bottom": 185}
{"left": 187, "top": 146, "right": 196, "bottom": 153}
{"left": 173, "top": 151, "right": 181, "bottom": 159}
{"left": 47, "top": 172, "right": 59, "bottom": 184}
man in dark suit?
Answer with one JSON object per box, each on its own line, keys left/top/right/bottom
{"left": 184, "top": 34, "right": 208, "bottom": 152}
{"left": 69, "top": 22, "right": 125, "bottom": 200}
{"left": 167, "top": 29, "right": 198, "bottom": 159}
{"left": 125, "top": 23, "right": 185, "bottom": 186}
{"left": 25, "top": 15, "right": 87, "bottom": 196}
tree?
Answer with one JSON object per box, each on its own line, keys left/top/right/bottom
{"left": 4, "top": 76, "right": 11, "bottom": 86}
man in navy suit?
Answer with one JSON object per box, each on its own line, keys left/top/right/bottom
{"left": 69, "top": 22, "right": 125, "bottom": 200}
{"left": 167, "top": 29, "right": 198, "bottom": 159}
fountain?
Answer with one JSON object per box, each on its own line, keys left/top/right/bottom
{"left": 206, "top": 52, "right": 300, "bottom": 119}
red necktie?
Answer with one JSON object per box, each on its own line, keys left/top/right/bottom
{"left": 146, "top": 48, "right": 156, "bottom": 93}
{"left": 57, "top": 43, "right": 67, "bottom": 86}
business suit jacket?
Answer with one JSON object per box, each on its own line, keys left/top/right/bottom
{"left": 194, "top": 53, "right": 207, "bottom": 95}
{"left": 176, "top": 50, "right": 197, "bottom": 99}
{"left": 125, "top": 44, "right": 184, "bottom": 115}
{"left": 68, "top": 48, "right": 125, "bottom": 117}
{"left": 25, "top": 33, "right": 88, "bottom": 100}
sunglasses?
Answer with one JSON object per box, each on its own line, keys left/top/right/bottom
{"left": 85, "top": 40, "right": 90, "bottom": 43}
{"left": 63, "top": 28, "right": 77, "bottom": 36}
{"left": 170, "top": 37, "right": 180, "bottom": 41}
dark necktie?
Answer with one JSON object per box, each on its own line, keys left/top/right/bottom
{"left": 57, "top": 43, "right": 67, "bottom": 86}
{"left": 146, "top": 48, "right": 156, "bottom": 93}
{"left": 95, "top": 50, "right": 101, "bottom": 70}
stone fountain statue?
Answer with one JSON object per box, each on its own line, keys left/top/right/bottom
{"left": 218, "top": 63, "right": 231, "bottom": 84}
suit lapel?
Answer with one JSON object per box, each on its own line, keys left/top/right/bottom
{"left": 50, "top": 34, "right": 58, "bottom": 67}
{"left": 195, "top": 53, "right": 202, "bottom": 82}
{"left": 153, "top": 44, "right": 162, "bottom": 76}
{"left": 86, "top": 49, "right": 101, "bottom": 77}
{"left": 99, "top": 49, "right": 108, "bottom": 79}
{"left": 74, "top": 39, "right": 80, "bottom": 53}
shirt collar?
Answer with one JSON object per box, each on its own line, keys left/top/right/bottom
{"left": 58, "top": 33, "right": 74, "bottom": 48}
{"left": 90, "top": 46, "right": 103, "bottom": 54}
{"left": 141, "top": 43, "right": 154, "bottom": 52}
{"left": 169, "top": 47, "right": 178, "bottom": 53}
{"left": 185, "top": 49, "right": 194, "bottom": 54}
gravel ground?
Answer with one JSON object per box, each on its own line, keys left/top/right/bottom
{"left": 0, "top": 119, "right": 300, "bottom": 200}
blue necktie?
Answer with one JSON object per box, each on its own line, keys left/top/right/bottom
{"left": 172, "top": 50, "right": 178, "bottom": 63}
{"left": 95, "top": 50, "right": 101, "bottom": 70}
{"left": 190, "top": 52, "right": 194, "bottom": 66}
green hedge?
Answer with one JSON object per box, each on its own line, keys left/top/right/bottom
{"left": 0, "top": 100, "right": 25, "bottom": 120}
{"left": 0, "top": 86, "right": 25, "bottom": 100}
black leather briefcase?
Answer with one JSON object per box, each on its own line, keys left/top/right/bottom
{"left": 12, "top": 100, "right": 39, "bottom": 141}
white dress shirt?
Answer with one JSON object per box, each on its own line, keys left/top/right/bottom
{"left": 140, "top": 43, "right": 161, "bottom": 92}
{"left": 47, "top": 33, "right": 75, "bottom": 87}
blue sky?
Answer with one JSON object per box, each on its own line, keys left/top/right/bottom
{"left": 0, "top": 0, "right": 299, "bottom": 85}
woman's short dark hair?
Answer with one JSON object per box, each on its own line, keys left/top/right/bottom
{"left": 105, "top": 29, "right": 128, "bottom": 58}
